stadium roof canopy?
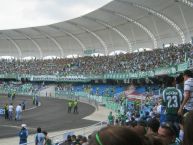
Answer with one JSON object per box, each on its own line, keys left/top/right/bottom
{"left": 0, "top": 0, "right": 193, "bottom": 59}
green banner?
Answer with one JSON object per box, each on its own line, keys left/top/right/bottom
{"left": 177, "top": 62, "right": 188, "bottom": 72}
{"left": 154, "top": 67, "right": 176, "bottom": 76}
{"left": 129, "top": 72, "right": 138, "bottom": 78}
{"left": 0, "top": 61, "right": 191, "bottom": 81}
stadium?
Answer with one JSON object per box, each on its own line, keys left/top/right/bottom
{"left": 0, "top": 0, "right": 193, "bottom": 145}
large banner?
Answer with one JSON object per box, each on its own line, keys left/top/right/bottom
{"left": 31, "top": 75, "right": 57, "bottom": 81}
{"left": 138, "top": 71, "right": 154, "bottom": 78}
{"left": 84, "top": 49, "right": 95, "bottom": 56}
{"left": 154, "top": 67, "right": 176, "bottom": 76}
{"left": 0, "top": 74, "right": 17, "bottom": 79}
{"left": 129, "top": 72, "right": 138, "bottom": 78}
{"left": 177, "top": 62, "right": 188, "bottom": 72}
{"left": 31, "top": 75, "right": 90, "bottom": 82}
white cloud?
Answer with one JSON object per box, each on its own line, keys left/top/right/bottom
{"left": 0, "top": 0, "right": 112, "bottom": 30}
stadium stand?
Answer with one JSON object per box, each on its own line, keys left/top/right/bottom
{"left": 1, "top": 0, "right": 193, "bottom": 144}
{"left": 0, "top": 44, "right": 192, "bottom": 76}
{"left": 1, "top": 43, "right": 192, "bottom": 145}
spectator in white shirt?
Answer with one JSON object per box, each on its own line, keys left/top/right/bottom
{"left": 178, "top": 70, "right": 193, "bottom": 116}
{"left": 8, "top": 103, "right": 14, "bottom": 120}
{"left": 15, "top": 104, "right": 22, "bottom": 121}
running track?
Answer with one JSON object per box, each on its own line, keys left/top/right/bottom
{"left": 0, "top": 95, "right": 96, "bottom": 138}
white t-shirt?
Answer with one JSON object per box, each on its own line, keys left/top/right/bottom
{"left": 8, "top": 105, "right": 14, "bottom": 112}
{"left": 16, "top": 105, "right": 22, "bottom": 112}
{"left": 184, "top": 78, "right": 193, "bottom": 110}
{"left": 156, "top": 105, "right": 162, "bottom": 114}
{"left": 149, "top": 111, "right": 154, "bottom": 117}
{"left": 35, "top": 133, "right": 45, "bottom": 145}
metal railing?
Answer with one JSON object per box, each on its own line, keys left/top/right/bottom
{"left": 20, "top": 121, "right": 107, "bottom": 145}
{"left": 55, "top": 90, "right": 121, "bottom": 111}
{"left": 49, "top": 121, "right": 107, "bottom": 145}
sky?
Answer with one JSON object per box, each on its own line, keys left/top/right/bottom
{"left": 0, "top": 0, "right": 112, "bottom": 30}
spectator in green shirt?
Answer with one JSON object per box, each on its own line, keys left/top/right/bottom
{"left": 162, "top": 78, "right": 183, "bottom": 123}
{"left": 108, "top": 112, "right": 114, "bottom": 125}
{"left": 68, "top": 100, "right": 73, "bottom": 113}
{"left": 73, "top": 100, "right": 78, "bottom": 114}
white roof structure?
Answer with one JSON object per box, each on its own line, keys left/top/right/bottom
{"left": 0, "top": 0, "right": 193, "bottom": 59}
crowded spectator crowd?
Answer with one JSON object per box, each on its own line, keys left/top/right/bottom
{"left": 1, "top": 43, "right": 193, "bottom": 145}
{"left": 28, "top": 110, "right": 193, "bottom": 145}
{"left": 56, "top": 94, "right": 193, "bottom": 145}
{"left": 0, "top": 43, "right": 192, "bottom": 75}
{"left": 54, "top": 69, "right": 193, "bottom": 145}
{"left": 0, "top": 82, "right": 33, "bottom": 94}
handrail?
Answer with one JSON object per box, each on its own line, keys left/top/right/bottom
{"left": 20, "top": 121, "right": 107, "bottom": 145}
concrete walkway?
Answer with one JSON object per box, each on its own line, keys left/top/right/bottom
{"left": 39, "top": 85, "right": 55, "bottom": 97}
{"left": 83, "top": 105, "right": 113, "bottom": 121}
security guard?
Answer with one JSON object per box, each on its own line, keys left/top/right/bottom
{"left": 73, "top": 100, "right": 78, "bottom": 114}
{"left": 68, "top": 100, "right": 73, "bottom": 113}
{"left": 4, "top": 103, "right": 8, "bottom": 119}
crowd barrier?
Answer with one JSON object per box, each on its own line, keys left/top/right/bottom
{"left": 20, "top": 121, "right": 107, "bottom": 145}
{"left": 47, "top": 121, "right": 107, "bottom": 145}
{"left": 55, "top": 90, "right": 122, "bottom": 111}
